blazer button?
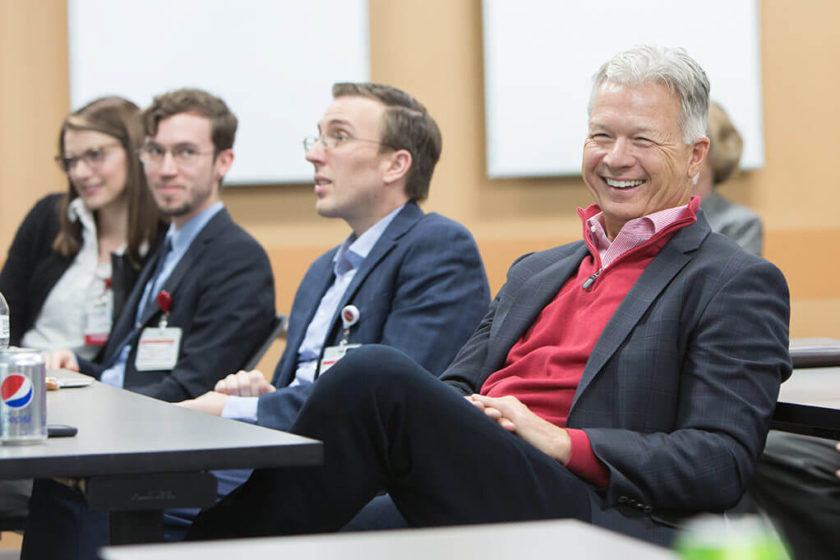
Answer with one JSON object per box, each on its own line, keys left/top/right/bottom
{"left": 618, "top": 496, "right": 628, "bottom": 504}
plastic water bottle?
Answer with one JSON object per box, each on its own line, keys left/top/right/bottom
{"left": 0, "top": 291, "right": 9, "bottom": 350}
{"left": 674, "top": 515, "right": 789, "bottom": 559}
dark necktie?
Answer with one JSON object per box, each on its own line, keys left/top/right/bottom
{"left": 103, "top": 238, "right": 174, "bottom": 369}
{"left": 135, "top": 237, "right": 173, "bottom": 323}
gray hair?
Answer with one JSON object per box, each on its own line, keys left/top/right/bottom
{"left": 588, "top": 45, "right": 710, "bottom": 144}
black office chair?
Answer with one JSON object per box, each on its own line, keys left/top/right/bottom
{"left": 770, "top": 338, "right": 840, "bottom": 439}
{"left": 788, "top": 338, "right": 840, "bottom": 369}
{"left": 0, "top": 515, "right": 27, "bottom": 533}
{"left": 241, "top": 314, "right": 289, "bottom": 371}
{"left": 0, "top": 479, "right": 34, "bottom": 533}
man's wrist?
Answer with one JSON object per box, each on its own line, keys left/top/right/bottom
{"left": 552, "top": 427, "right": 572, "bottom": 464}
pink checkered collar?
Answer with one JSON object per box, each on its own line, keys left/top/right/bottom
{"left": 578, "top": 197, "right": 700, "bottom": 268}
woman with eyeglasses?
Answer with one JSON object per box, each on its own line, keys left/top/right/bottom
{"left": 0, "top": 96, "right": 164, "bottom": 358}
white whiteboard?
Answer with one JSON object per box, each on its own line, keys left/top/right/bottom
{"left": 68, "top": 0, "right": 370, "bottom": 185}
{"left": 482, "top": 0, "right": 763, "bottom": 178}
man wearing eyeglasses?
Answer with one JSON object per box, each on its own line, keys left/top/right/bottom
{"left": 166, "top": 83, "right": 489, "bottom": 536}
{"left": 181, "top": 83, "right": 488, "bottom": 424}
{"left": 46, "top": 87, "right": 275, "bottom": 401}
{"left": 24, "top": 88, "right": 276, "bottom": 560}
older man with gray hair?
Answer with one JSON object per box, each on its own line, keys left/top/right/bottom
{"left": 186, "top": 46, "right": 791, "bottom": 546}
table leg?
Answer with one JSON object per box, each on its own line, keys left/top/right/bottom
{"left": 109, "top": 510, "right": 163, "bottom": 544}
{"left": 84, "top": 471, "right": 217, "bottom": 544}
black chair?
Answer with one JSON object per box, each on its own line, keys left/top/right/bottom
{"left": 0, "top": 515, "right": 27, "bottom": 533}
{"left": 788, "top": 338, "right": 840, "bottom": 369}
{"left": 771, "top": 338, "right": 840, "bottom": 439}
{"left": 242, "top": 314, "right": 289, "bottom": 371}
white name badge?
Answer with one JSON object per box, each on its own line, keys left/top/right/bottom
{"left": 84, "top": 300, "right": 113, "bottom": 346}
{"left": 319, "top": 343, "right": 362, "bottom": 375}
{"left": 135, "top": 326, "right": 182, "bottom": 371}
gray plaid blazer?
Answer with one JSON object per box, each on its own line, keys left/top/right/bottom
{"left": 442, "top": 212, "right": 791, "bottom": 532}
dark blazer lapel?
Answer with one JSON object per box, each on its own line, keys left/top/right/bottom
{"left": 270, "top": 251, "right": 338, "bottom": 387}
{"left": 100, "top": 241, "right": 164, "bottom": 364}
{"left": 284, "top": 254, "right": 337, "bottom": 362}
{"left": 275, "top": 201, "right": 417, "bottom": 385}
{"left": 329, "top": 202, "right": 424, "bottom": 327}
{"left": 136, "top": 209, "right": 229, "bottom": 326}
{"left": 485, "top": 244, "right": 589, "bottom": 369}
{"left": 572, "top": 217, "right": 711, "bottom": 406}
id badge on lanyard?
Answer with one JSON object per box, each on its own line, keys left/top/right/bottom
{"left": 318, "top": 304, "right": 362, "bottom": 376}
{"left": 134, "top": 290, "right": 182, "bottom": 371}
{"left": 84, "top": 278, "right": 113, "bottom": 346}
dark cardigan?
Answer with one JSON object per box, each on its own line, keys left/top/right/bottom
{"left": 0, "top": 193, "right": 161, "bottom": 351}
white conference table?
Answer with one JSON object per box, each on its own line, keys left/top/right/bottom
{"left": 101, "top": 519, "right": 676, "bottom": 560}
{"left": 0, "top": 371, "right": 322, "bottom": 544}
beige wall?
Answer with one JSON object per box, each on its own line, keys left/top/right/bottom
{"left": 1, "top": 0, "right": 838, "bottom": 339}
{"left": 0, "top": 0, "right": 69, "bottom": 248}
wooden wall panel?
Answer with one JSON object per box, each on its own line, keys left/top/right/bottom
{"left": 0, "top": 0, "right": 69, "bottom": 253}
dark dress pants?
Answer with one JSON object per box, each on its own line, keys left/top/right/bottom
{"left": 750, "top": 431, "right": 840, "bottom": 559}
{"left": 22, "top": 478, "right": 107, "bottom": 560}
{"left": 187, "top": 345, "right": 596, "bottom": 540}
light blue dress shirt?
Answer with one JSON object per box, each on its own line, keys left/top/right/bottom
{"left": 223, "top": 204, "right": 404, "bottom": 421}
{"left": 99, "top": 202, "right": 224, "bottom": 388}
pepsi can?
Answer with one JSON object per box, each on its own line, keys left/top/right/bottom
{"left": 0, "top": 348, "right": 47, "bottom": 445}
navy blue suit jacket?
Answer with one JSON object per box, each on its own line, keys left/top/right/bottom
{"left": 79, "top": 208, "right": 276, "bottom": 402}
{"left": 255, "top": 202, "right": 489, "bottom": 430}
{"left": 442, "top": 213, "right": 791, "bottom": 533}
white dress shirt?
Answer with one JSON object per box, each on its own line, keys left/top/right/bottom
{"left": 22, "top": 198, "right": 115, "bottom": 360}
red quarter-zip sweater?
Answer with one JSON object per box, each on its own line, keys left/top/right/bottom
{"left": 480, "top": 198, "right": 700, "bottom": 487}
